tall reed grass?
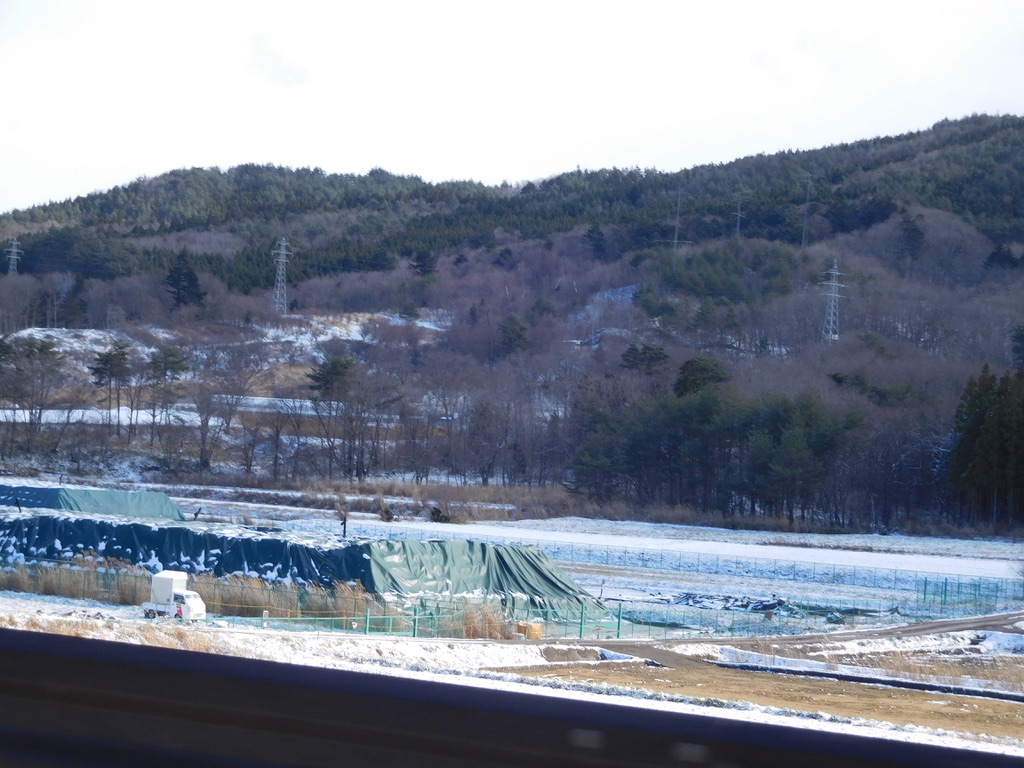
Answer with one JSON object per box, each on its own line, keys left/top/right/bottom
{"left": 0, "top": 558, "right": 381, "bottom": 621}
{"left": 1, "top": 559, "right": 521, "bottom": 639}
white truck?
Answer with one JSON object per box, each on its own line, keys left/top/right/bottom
{"left": 142, "top": 570, "right": 207, "bottom": 621}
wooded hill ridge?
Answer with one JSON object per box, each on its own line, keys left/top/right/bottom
{"left": 3, "top": 113, "right": 1023, "bottom": 288}
{"left": 2, "top": 113, "right": 1024, "bottom": 534}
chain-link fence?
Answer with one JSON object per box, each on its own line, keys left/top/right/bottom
{"left": 353, "top": 523, "right": 1024, "bottom": 628}
{"left": 2, "top": 554, "right": 1022, "bottom": 641}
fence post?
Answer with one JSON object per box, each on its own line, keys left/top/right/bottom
{"left": 616, "top": 602, "right": 623, "bottom": 639}
{"left": 412, "top": 607, "right": 419, "bottom": 638}
{"left": 578, "top": 603, "right": 586, "bottom": 639}
{"left": 364, "top": 606, "right": 371, "bottom": 635}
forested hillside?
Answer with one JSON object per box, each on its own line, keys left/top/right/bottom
{"left": 2, "top": 114, "right": 1024, "bottom": 534}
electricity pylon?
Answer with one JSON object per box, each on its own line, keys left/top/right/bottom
{"left": 820, "top": 259, "right": 845, "bottom": 342}
{"left": 271, "top": 238, "right": 292, "bottom": 314}
{"left": 5, "top": 238, "right": 22, "bottom": 275}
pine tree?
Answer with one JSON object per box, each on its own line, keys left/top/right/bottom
{"left": 163, "top": 252, "right": 206, "bottom": 308}
{"left": 89, "top": 341, "right": 131, "bottom": 435}
{"left": 673, "top": 356, "right": 729, "bottom": 397}
{"left": 950, "top": 364, "right": 1000, "bottom": 523}
{"left": 620, "top": 343, "right": 669, "bottom": 376}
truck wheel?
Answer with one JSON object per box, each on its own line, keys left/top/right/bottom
{"left": 144, "top": 610, "right": 155, "bottom": 619}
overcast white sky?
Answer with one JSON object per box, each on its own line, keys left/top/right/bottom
{"left": 2, "top": 1, "right": 1023, "bottom": 214}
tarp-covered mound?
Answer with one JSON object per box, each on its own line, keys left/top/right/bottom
{"left": 0, "top": 513, "right": 603, "bottom": 622}
{"left": 0, "top": 485, "right": 184, "bottom": 521}
{"left": 361, "top": 538, "right": 602, "bottom": 619}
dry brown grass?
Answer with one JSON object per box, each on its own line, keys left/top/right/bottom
{"left": 745, "top": 635, "right": 1024, "bottom": 694}
{"left": 752, "top": 635, "right": 779, "bottom": 666}
{"left": 33, "top": 567, "right": 64, "bottom": 596}
{"left": 3, "top": 558, "right": 515, "bottom": 640}
{"left": 193, "top": 573, "right": 293, "bottom": 618}
{"left": 301, "top": 580, "right": 376, "bottom": 618}
{"left": 1, "top": 560, "right": 385, "bottom": 623}
{"left": 8, "top": 612, "right": 217, "bottom": 652}
{"left": 461, "top": 604, "right": 515, "bottom": 640}
{"left": 0, "top": 556, "right": 151, "bottom": 603}
{"left": 0, "top": 566, "right": 33, "bottom": 593}
{"left": 190, "top": 572, "right": 385, "bottom": 621}
{"left": 867, "top": 650, "right": 1024, "bottom": 692}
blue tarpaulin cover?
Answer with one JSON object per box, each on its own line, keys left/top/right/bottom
{"left": 0, "top": 510, "right": 604, "bottom": 621}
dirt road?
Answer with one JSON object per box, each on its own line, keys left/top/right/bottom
{"left": 490, "top": 611, "right": 1024, "bottom": 744}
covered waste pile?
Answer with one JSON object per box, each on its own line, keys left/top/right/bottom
{"left": 670, "top": 592, "right": 792, "bottom": 614}
{"left": 0, "top": 485, "right": 184, "bottom": 521}
{"left": 0, "top": 512, "right": 603, "bottom": 622}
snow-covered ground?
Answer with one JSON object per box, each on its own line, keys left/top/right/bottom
{"left": 173, "top": 492, "right": 1021, "bottom": 635}
{"left": 2, "top": 588, "right": 1023, "bottom": 759}
{"left": 4, "top": 474, "right": 1022, "bottom": 637}
{"left": 675, "top": 626, "right": 1024, "bottom": 694}
{"left": 3, "top": 476, "right": 1024, "bottom": 758}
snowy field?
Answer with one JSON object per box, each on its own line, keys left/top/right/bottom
{"left": 3, "top": 476, "right": 1024, "bottom": 758}
{"left": 147, "top": 487, "right": 1023, "bottom": 637}
{"left": 4, "top": 473, "right": 1023, "bottom": 637}
{"left": 2, "top": 587, "right": 1024, "bottom": 759}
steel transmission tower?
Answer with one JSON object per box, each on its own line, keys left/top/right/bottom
{"left": 271, "top": 238, "right": 292, "bottom": 314}
{"left": 820, "top": 260, "right": 845, "bottom": 342}
{"left": 5, "top": 238, "right": 22, "bottom": 275}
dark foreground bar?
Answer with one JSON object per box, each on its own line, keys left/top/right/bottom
{"left": 0, "top": 627, "right": 1015, "bottom": 768}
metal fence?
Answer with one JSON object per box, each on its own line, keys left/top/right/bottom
{"left": 352, "top": 522, "right": 1024, "bottom": 619}
{"left": 2, "top": 553, "right": 1022, "bottom": 641}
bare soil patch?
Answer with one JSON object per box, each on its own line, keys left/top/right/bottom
{"left": 491, "top": 612, "right": 1024, "bottom": 745}
{"left": 490, "top": 655, "right": 1024, "bottom": 741}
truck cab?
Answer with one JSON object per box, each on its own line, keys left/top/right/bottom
{"left": 171, "top": 590, "right": 207, "bottom": 621}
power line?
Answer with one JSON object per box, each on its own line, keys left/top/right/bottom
{"left": 271, "top": 237, "right": 292, "bottom": 314}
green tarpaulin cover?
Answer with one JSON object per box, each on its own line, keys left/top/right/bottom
{"left": 0, "top": 511, "right": 604, "bottom": 622}
{"left": 0, "top": 485, "right": 184, "bottom": 521}
{"left": 358, "top": 538, "right": 604, "bottom": 619}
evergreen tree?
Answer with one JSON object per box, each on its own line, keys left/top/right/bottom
{"left": 146, "top": 345, "right": 188, "bottom": 442}
{"left": 306, "top": 355, "right": 358, "bottom": 479}
{"left": 1012, "top": 323, "right": 1024, "bottom": 370}
{"left": 408, "top": 249, "right": 438, "bottom": 277}
{"left": 896, "top": 210, "right": 925, "bottom": 271}
{"left": 583, "top": 224, "right": 608, "bottom": 261}
{"left": 89, "top": 341, "right": 131, "bottom": 435}
{"left": 620, "top": 343, "right": 669, "bottom": 376}
{"left": 673, "top": 356, "right": 729, "bottom": 397}
{"left": 307, "top": 355, "right": 356, "bottom": 400}
{"left": 984, "top": 243, "right": 1018, "bottom": 269}
{"left": 493, "top": 315, "right": 529, "bottom": 360}
{"left": 949, "top": 365, "right": 1001, "bottom": 523}
{"left": 163, "top": 252, "right": 206, "bottom": 308}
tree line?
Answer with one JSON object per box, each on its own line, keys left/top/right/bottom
{"left": 1, "top": 113, "right": 1023, "bottom": 534}
{"left": 2, "top": 325, "right": 1021, "bottom": 534}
